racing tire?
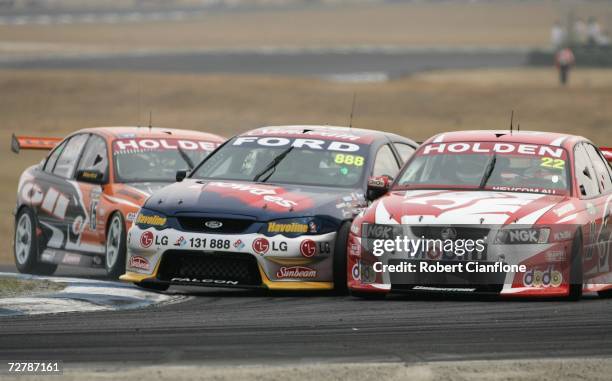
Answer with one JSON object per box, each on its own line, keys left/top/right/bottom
{"left": 14, "top": 208, "right": 57, "bottom": 275}
{"left": 333, "top": 221, "right": 350, "bottom": 294}
{"left": 568, "top": 233, "right": 583, "bottom": 301}
{"left": 350, "top": 290, "right": 386, "bottom": 300}
{"left": 105, "top": 212, "right": 127, "bottom": 279}
{"left": 134, "top": 282, "right": 169, "bottom": 292}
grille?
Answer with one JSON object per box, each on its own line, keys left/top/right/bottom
{"left": 177, "top": 217, "right": 254, "bottom": 234}
{"left": 410, "top": 226, "right": 490, "bottom": 240}
{"left": 388, "top": 259, "right": 505, "bottom": 294}
{"left": 158, "top": 250, "right": 262, "bottom": 286}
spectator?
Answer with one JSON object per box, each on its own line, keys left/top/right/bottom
{"left": 587, "top": 17, "right": 610, "bottom": 46}
{"left": 573, "top": 18, "right": 587, "bottom": 45}
{"left": 555, "top": 48, "right": 575, "bottom": 86}
{"left": 551, "top": 20, "right": 565, "bottom": 48}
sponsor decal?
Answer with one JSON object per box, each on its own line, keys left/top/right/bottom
{"left": 171, "top": 278, "right": 239, "bottom": 285}
{"left": 233, "top": 239, "right": 245, "bottom": 250}
{"left": 587, "top": 203, "right": 597, "bottom": 216}
{"left": 546, "top": 250, "right": 566, "bottom": 262}
{"left": 126, "top": 212, "right": 138, "bottom": 222}
{"left": 246, "top": 127, "right": 363, "bottom": 142}
{"left": 40, "top": 187, "right": 70, "bottom": 220}
{"left": 89, "top": 187, "right": 101, "bottom": 230}
{"left": 204, "top": 220, "right": 223, "bottom": 229}
{"left": 208, "top": 182, "right": 303, "bottom": 209}
{"left": 114, "top": 138, "right": 218, "bottom": 153}
{"left": 523, "top": 267, "right": 563, "bottom": 288}
{"left": 352, "top": 262, "right": 360, "bottom": 280}
{"left": 276, "top": 266, "right": 317, "bottom": 279}
{"left": 72, "top": 215, "right": 85, "bottom": 235}
{"left": 308, "top": 221, "right": 318, "bottom": 233}
{"left": 421, "top": 142, "right": 564, "bottom": 158}
{"left": 140, "top": 231, "right": 154, "bottom": 248}
{"left": 553, "top": 230, "right": 572, "bottom": 241}
{"left": 553, "top": 203, "right": 575, "bottom": 217}
{"left": 20, "top": 182, "right": 44, "bottom": 205}
{"left": 41, "top": 249, "right": 57, "bottom": 262}
{"left": 300, "top": 239, "right": 317, "bottom": 258}
{"left": 174, "top": 236, "right": 188, "bottom": 247}
{"left": 136, "top": 214, "right": 167, "bottom": 227}
{"left": 129, "top": 256, "right": 150, "bottom": 271}
{"left": 62, "top": 253, "right": 81, "bottom": 265}
{"left": 318, "top": 241, "right": 331, "bottom": 254}
{"left": 272, "top": 241, "right": 288, "bottom": 252}
{"left": 412, "top": 286, "right": 476, "bottom": 292}
{"left": 267, "top": 222, "right": 308, "bottom": 234}
{"left": 367, "top": 176, "right": 389, "bottom": 189}
{"left": 490, "top": 186, "right": 559, "bottom": 195}
{"left": 232, "top": 136, "right": 361, "bottom": 152}
{"left": 252, "top": 238, "right": 270, "bottom": 255}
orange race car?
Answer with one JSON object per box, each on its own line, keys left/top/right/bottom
{"left": 12, "top": 127, "right": 225, "bottom": 278}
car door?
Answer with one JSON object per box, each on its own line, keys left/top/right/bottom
{"left": 35, "top": 133, "right": 89, "bottom": 255}
{"left": 583, "top": 143, "right": 612, "bottom": 275}
{"left": 73, "top": 134, "right": 110, "bottom": 254}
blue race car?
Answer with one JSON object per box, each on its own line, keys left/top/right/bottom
{"left": 121, "top": 125, "right": 417, "bottom": 292}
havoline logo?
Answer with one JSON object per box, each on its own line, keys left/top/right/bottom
{"left": 267, "top": 222, "right": 308, "bottom": 234}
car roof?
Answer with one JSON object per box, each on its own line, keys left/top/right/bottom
{"left": 242, "top": 125, "right": 417, "bottom": 145}
{"left": 424, "top": 130, "right": 585, "bottom": 149}
{"left": 76, "top": 126, "right": 225, "bottom": 142}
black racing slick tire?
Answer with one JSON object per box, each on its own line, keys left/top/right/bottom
{"left": 134, "top": 282, "right": 169, "bottom": 292}
{"left": 333, "top": 221, "right": 350, "bottom": 294}
{"left": 14, "top": 207, "right": 57, "bottom": 276}
{"left": 105, "top": 212, "right": 127, "bottom": 279}
{"left": 568, "top": 234, "right": 583, "bottom": 301}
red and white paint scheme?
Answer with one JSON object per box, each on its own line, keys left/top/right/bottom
{"left": 348, "top": 130, "right": 612, "bottom": 300}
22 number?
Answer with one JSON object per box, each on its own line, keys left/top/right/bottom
{"left": 541, "top": 157, "right": 565, "bottom": 170}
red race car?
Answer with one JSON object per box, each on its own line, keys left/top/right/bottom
{"left": 349, "top": 131, "right": 612, "bottom": 300}
{"left": 13, "top": 127, "right": 224, "bottom": 278}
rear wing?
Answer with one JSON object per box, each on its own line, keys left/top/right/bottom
{"left": 11, "top": 134, "right": 62, "bottom": 154}
{"left": 601, "top": 147, "right": 612, "bottom": 164}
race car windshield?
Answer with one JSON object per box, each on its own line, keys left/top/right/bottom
{"left": 191, "top": 136, "right": 368, "bottom": 188}
{"left": 396, "top": 142, "right": 570, "bottom": 195}
{"left": 113, "top": 138, "right": 217, "bottom": 183}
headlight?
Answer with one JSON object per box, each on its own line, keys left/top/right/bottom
{"left": 135, "top": 208, "right": 168, "bottom": 230}
{"left": 495, "top": 228, "right": 550, "bottom": 244}
{"left": 260, "top": 217, "right": 336, "bottom": 237}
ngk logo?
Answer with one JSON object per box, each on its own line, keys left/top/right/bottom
{"left": 362, "top": 224, "right": 394, "bottom": 239}
{"left": 508, "top": 230, "right": 538, "bottom": 243}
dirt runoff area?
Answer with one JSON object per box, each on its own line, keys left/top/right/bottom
{"left": 0, "top": 276, "right": 65, "bottom": 298}
{"left": 3, "top": 358, "right": 610, "bottom": 381}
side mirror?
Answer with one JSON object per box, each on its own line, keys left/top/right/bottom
{"left": 76, "top": 169, "right": 105, "bottom": 185}
{"left": 176, "top": 170, "right": 188, "bottom": 182}
{"left": 366, "top": 175, "right": 391, "bottom": 201}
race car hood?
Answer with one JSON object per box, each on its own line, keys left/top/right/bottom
{"left": 144, "top": 179, "right": 365, "bottom": 221}
{"left": 368, "top": 189, "right": 567, "bottom": 226}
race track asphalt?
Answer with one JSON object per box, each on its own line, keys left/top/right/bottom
{"left": 1, "top": 264, "right": 612, "bottom": 366}
{"left": 0, "top": 49, "right": 528, "bottom": 78}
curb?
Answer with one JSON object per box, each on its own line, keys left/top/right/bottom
{"left": 0, "top": 272, "right": 187, "bottom": 317}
